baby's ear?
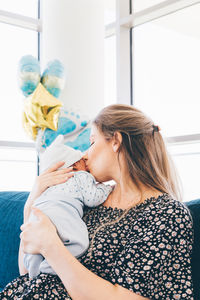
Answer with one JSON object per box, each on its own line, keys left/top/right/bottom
{"left": 41, "top": 59, "right": 65, "bottom": 98}
{"left": 18, "top": 55, "right": 40, "bottom": 97}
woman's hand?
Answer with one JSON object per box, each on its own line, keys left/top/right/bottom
{"left": 31, "top": 161, "right": 74, "bottom": 200}
{"left": 20, "top": 207, "right": 60, "bottom": 256}
{"left": 24, "top": 161, "right": 74, "bottom": 222}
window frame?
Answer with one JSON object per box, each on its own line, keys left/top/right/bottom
{"left": 105, "top": 0, "right": 200, "bottom": 201}
{"left": 1, "top": 1, "right": 200, "bottom": 188}
{"left": 0, "top": 0, "right": 41, "bottom": 175}
{"left": 105, "top": 0, "right": 200, "bottom": 145}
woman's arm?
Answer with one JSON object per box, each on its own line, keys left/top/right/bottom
{"left": 18, "top": 161, "right": 74, "bottom": 275}
{"left": 24, "top": 162, "right": 74, "bottom": 221}
{"left": 44, "top": 235, "right": 148, "bottom": 300}
{"left": 20, "top": 208, "right": 148, "bottom": 300}
{"left": 18, "top": 241, "right": 28, "bottom": 275}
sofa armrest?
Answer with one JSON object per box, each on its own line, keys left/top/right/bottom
{"left": 185, "top": 199, "right": 200, "bottom": 300}
{"left": 0, "top": 191, "right": 29, "bottom": 290}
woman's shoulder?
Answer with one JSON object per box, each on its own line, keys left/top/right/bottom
{"left": 154, "top": 193, "right": 192, "bottom": 219}
{"left": 139, "top": 193, "right": 191, "bottom": 214}
{"left": 127, "top": 193, "right": 194, "bottom": 247}
{"left": 83, "top": 193, "right": 193, "bottom": 231}
{"left": 128, "top": 193, "right": 193, "bottom": 228}
{"left": 134, "top": 193, "right": 193, "bottom": 228}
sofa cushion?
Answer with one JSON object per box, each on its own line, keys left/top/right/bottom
{"left": 0, "top": 192, "right": 199, "bottom": 299}
{"left": 0, "top": 191, "right": 29, "bottom": 290}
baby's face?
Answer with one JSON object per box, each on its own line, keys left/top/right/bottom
{"left": 72, "top": 158, "right": 87, "bottom": 171}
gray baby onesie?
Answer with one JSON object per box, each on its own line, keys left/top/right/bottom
{"left": 24, "top": 171, "right": 112, "bottom": 278}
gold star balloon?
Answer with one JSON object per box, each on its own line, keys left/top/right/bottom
{"left": 22, "top": 83, "right": 62, "bottom": 140}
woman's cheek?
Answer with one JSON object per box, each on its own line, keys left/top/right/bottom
{"left": 88, "top": 147, "right": 96, "bottom": 161}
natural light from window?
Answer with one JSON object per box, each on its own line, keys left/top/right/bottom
{"left": 133, "top": 4, "right": 200, "bottom": 201}
{"left": 0, "top": 0, "right": 38, "bottom": 18}
{"left": 0, "top": 22, "right": 38, "bottom": 142}
{"left": 0, "top": 2, "right": 38, "bottom": 191}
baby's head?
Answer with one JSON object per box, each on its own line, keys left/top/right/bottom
{"left": 72, "top": 157, "right": 87, "bottom": 171}
{"left": 40, "top": 135, "right": 88, "bottom": 174}
{"left": 61, "top": 146, "right": 88, "bottom": 172}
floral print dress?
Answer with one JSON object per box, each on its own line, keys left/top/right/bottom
{"left": 1, "top": 193, "right": 194, "bottom": 299}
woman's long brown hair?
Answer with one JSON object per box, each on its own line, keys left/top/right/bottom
{"left": 93, "top": 104, "right": 181, "bottom": 201}
{"left": 87, "top": 104, "right": 181, "bottom": 259}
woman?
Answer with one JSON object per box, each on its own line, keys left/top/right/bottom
{"left": 1, "top": 104, "right": 194, "bottom": 299}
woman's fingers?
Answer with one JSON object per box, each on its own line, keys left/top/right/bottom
{"left": 38, "top": 167, "right": 74, "bottom": 185}
{"left": 43, "top": 162, "right": 74, "bottom": 175}
{"left": 46, "top": 172, "right": 74, "bottom": 186}
{"left": 31, "top": 172, "right": 74, "bottom": 198}
{"left": 31, "top": 207, "right": 46, "bottom": 220}
{"left": 20, "top": 208, "right": 58, "bottom": 255}
{"left": 20, "top": 224, "right": 25, "bottom": 231}
{"left": 20, "top": 209, "right": 45, "bottom": 236}
{"left": 30, "top": 163, "right": 75, "bottom": 199}
{"left": 52, "top": 166, "right": 74, "bottom": 175}
{"left": 43, "top": 161, "right": 65, "bottom": 174}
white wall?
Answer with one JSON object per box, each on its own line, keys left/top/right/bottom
{"left": 41, "top": 0, "right": 105, "bottom": 117}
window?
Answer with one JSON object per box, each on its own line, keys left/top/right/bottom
{"left": 132, "top": 4, "right": 200, "bottom": 137}
{"left": 0, "top": 0, "right": 38, "bottom": 18}
{"left": 0, "top": 1, "right": 40, "bottom": 191}
{"left": 131, "top": 2, "right": 200, "bottom": 201}
{"left": 104, "top": 0, "right": 117, "bottom": 106}
{"left": 168, "top": 142, "right": 200, "bottom": 201}
{"left": 133, "top": 0, "right": 169, "bottom": 13}
{"left": 0, "top": 22, "right": 38, "bottom": 142}
{"left": 0, "top": 147, "right": 37, "bottom": 191}
{"left": 104, "top": 34, "right": 116, "bottom": 106}
{"left": 114, "top": 0, "right": 200, "bottom": 201}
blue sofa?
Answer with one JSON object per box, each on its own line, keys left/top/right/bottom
{"left": 0, "top": 191, "right": 199, "bottom": 299}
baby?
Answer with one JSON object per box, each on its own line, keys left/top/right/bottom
{"left": 24, "top": 145, "right": 112, "bottom": 278}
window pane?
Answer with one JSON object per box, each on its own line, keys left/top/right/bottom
{"left": 104, "top": 35, "right": 116, "bottom": 106}
{"left": 0, "top": 147, "right": 37, "bottom": 191}
{"left": 132, "top": 4, "right": 200, "bottom": 137}
{"left": 0, "top": 0, "right": 38, "bottom": 18}
{"left": 168, "top": 143, "right": 200, "bottom": 202}
{"left": 0, "top": 22, "right": 38, "bottom": 142}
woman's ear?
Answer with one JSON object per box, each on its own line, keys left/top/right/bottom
{"left": 112, "top": 132, "right": 122, "bottom": 152}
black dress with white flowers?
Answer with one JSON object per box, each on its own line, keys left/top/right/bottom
{"left": 1, "top": 193, "right": 194, "bottom": 300}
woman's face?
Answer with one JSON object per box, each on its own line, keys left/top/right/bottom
{"left": 83, "top": 125, "right": 116, "bottom": 182}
